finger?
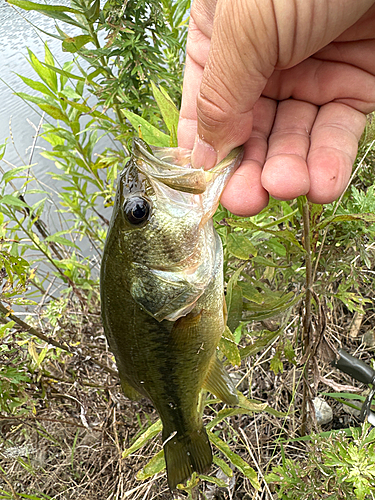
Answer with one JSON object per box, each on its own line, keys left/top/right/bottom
{"left": 306, "top": 103, "right": 366, "bottom": 203}
{"left": 178, "top": 54, "right": 203, "bottom": 149}
{"left": 335, "top": 3, "right": 375, "bottom": 41}
{"left": 264, "top": 57, "right": 375, "bottom": 114}
{"left": 261, "top": 99, "right": 318, "bottom": 200}
{"left": 220, "top": 98, "right": 276, "bottom": 216}
{"left": 178, "top": 1, "right": 216, "bottom": 149}
{"left": 191, "top": 0, "right": 277, "bottom": 169}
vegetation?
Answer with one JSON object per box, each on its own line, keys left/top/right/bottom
{"left": 1, "top": 0, "right": 375, "bottom": 498}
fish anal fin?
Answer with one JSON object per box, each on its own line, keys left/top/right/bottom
{"left": 203, "top": 356, "right": 239, "bottom": 406}
{"left": 163, "top": 428, "right": 212, "bottom": 490}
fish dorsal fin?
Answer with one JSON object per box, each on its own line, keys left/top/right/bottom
{"left": 203, "top": 356, "right": 239, "bottom": 406}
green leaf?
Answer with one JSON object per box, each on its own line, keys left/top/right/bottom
{"left": 239, "top": 329, "right": 281, "bottom": 360}
{"left": 136, "top": 449, "right": 166, "bottom": 480}
{"left": 0, "top": 195, "right": 29, "bottom": 208}
{"left": 284, "top": 339, "right": 296, "bottom": 364}
{"left": 227, "top": 285, "right": 243, "bottom": 333}
{"left": 0, "top": 143, "right": 6, "bottom": 162}
{"left": 16, "top": 74, "right": 56, "bottom": 98}
{"left": 85, "top": 0, "right": 100, "bottom": 22}
{"left": 14, "top": 92, "right": 46, "bottom": 105}
{"left": 44, "top": 43, "right": 57, "bottom": 92}
{"left": 213, "top": 455, "right": 233, "bottom": 478}
{"left": 151, "top": 82, "right": 179, "bottom": 134}
{"left": 239, "top": 282, "right": 264, "bottom": 304}
{"left": 123, "top": 110, "right": 170, "bottom": 147}
{"left": 0, "top": 321, "right": 15, "bottom": 339}
{"left": 44, "top": 234, "right": 79, "bottom": 249}
{"left": 199, "top": 475, "right": 229, "bottom": 488}
{"left": 316, "top": 212, "right": 375, "bottom": 231}
{"left": 6, "top": 0, "right": 82, "bottom": 13}
{"left": 207, "top": 431, "right": 260, "bottom": 490}
{"left": 270, "top": 350, "right": 283, "bottom": 375}
{"left": 227, "top": 233, "right": 257, "bottom": 260}
{"left": 42, "top": 63, "right": 85, "bottom": 82}
{"left": 225, "top": 264, "right": 245, "bottom": 333}
{"left": 1, "top": 166, "right": 31, "bottom": 184}
{"left": 122, "top": 419, "right": 162, "bottom": 458}
{"left": 8, "top": 0, "right": 87, "bottom": 28}
{"left": 207, "top": 400, "right": 268, "bottom": 431}
{"left": 243, "top": 292, "right": 301, "bottom": 321}
{"left": 237, "top": 394, "right": 286, "bottom": 417}
{"left": 219, "top": 326, "right": 241, "bottom": 367}
{"left": 62, "top": 34, "right": 93, "bottom": 53}
{"left": 59, "top": 87, "right": 82, "bottom": 100}
{"left": 27, "top": 48, "right": 57, "bottom": 90}
{"left": 38, "top": 104, "right": 68, "bottom": 123}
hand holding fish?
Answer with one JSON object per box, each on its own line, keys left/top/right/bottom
{"left": 178, "top": 0, "right": 375, "bottom": 216}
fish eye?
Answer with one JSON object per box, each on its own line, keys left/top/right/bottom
{"left": 123, "top": 197, "right": 151, "bottom": 226}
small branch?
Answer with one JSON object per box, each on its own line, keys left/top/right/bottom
{"left": 0, "top": 414, "right": 103, "bottom": 433}
{"left": 318, "top": 375, "right": 360, "bottom": 393}
{"left": 25, "top": 113, "right": 45, "bottom": 189}
{"left": 0, "top": 469, "right": 20, "bottom": 500}
{"left": 302, "top": 200, "right": 313, "bottom": 338}
{"left": 0, "top": 302, "right": 119, "bottom": 378}
{"left": 301, "top": 198, "right": 313, "bottom": 436}
{"left": 0, "top": 301, "right": 70, "bottom": 352}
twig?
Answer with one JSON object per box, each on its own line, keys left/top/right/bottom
{"left": 0, "top": 301, "right": 70, "bottom": 352}
{"left": 301, "top": 198, "right": 313, "bottom": 436}
{"left": 24, "top": 113, "right": 45, "bottom": 194}
{"left": 0, "top": 302, "right": 119, "bottom": 378}
{"left": 0, "top": 468, "right": 20, "bottom": 500}
{"left": 318, "top": 375, "right": 360, "bottom": 393}
{"left": 0, "top": 414, "right": 103, "bottom": 432}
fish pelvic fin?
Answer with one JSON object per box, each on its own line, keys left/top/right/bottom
{"left": 203, "top": 356, "right": 239, "bottom": 406}
{"left": 163, "top": 427, "right": 212, "bottom": 490}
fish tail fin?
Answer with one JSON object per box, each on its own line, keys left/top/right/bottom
{"left": 163, "top": 427, "right": 212, "bottom": 490}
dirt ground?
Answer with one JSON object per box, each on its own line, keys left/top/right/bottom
{"left": 0, "top": 301, "right": 372, "bottom": 500}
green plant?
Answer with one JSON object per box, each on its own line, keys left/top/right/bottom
{"left": 2, "top": 0, "right": 375, "bottom": 498}
{"left": 266, "top": 423, "right": 375, "bottom": 500}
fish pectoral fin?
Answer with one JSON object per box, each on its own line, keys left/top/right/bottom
{"left": 163, "top": 428, "right": 212, "bottom": 490}
{"left": 203, "top": 356, "right": 239, "bottom": 406}
{"left": 130, "top": 264, "right": 202, "bottom": 321}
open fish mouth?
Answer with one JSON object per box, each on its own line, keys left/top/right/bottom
{"left": 126, "top": 139, "right": 244, "bottom": 322}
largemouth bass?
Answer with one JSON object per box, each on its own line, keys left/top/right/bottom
{"left": 100, "top": 139, "right": 243, "bottom": 489}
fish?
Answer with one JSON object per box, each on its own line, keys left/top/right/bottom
{"left": 100, "top": 138, "right": 243, "bottom": 489}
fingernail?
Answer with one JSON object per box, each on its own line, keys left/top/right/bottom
{"left": 191, "top": 136, "right": 217, "bottom": 170}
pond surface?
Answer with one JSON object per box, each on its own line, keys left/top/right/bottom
{"left": 0, "top": 0, "right": 75, "bottom": 183}
{"left": 0, "top": 1, "right": 113, "bottom": 277}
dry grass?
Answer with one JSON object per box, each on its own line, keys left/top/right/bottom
{"left": 1, "top": 296, "right": 372, "bottom": 500}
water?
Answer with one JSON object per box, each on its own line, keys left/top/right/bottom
{"left": 0, "top": 0, "right": 75, "bottom": 180}
{"left": 0, "top": 2, "right": 112, "bottom": 298}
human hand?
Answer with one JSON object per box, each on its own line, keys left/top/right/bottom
{"left": 178, "top": 0, "right": 375, "bottom": 216}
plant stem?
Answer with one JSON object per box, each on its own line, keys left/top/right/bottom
{"left": 0, "top": 302, "right": 70, "bottom": 352}
{"left": 301, "top": 197, "right": 312, "bottom": 436}
{"left": 0, "top": 303, "right": 118, "bottom": 377}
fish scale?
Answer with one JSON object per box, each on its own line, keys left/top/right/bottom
{"left": 100, "top": 139, "right": 243, "bottom": 489}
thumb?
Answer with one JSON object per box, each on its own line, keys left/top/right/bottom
{"left": 191, "top": 0, "right": 276, "bottom": 169}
